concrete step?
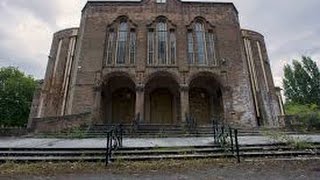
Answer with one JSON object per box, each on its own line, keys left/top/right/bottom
{"left": 1, "top": 150, "right": 318, "bottom": 163}
{"left": 1, "top": 142, "right": 319, "bottom": 162}
{"left": 0, "top": 156, "right": 105, "bottom": 162}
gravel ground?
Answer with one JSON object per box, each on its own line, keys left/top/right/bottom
{"left": 1, "top": 159, "right": 319, "bottom": 180}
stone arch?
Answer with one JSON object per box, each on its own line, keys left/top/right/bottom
{"left": 100, "top": 72, "right": 136, "bottom": 124}
{"left": 144, "top": 71, "right": 181, "bottom": 125}
{"left": 107, "top": 15, "right": 138, "bottom": 29}
{"left": 187, "top": 71, "right": 224, "bottom": 89}
{"left": 187, "top": 16, "right": 215, "bottom": 30}
{"left": 102, "top": 71, "right": 137, "bottom": 87}
{"left": 143, "top": 71, "right": 181, "bottom": 86}
{"left": 147, "top": 16, "right": 177, "bottom": 28}
{"left": 188, "top": 71, "right": 224, "bottom": 126}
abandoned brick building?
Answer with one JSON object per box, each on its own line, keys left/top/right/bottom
{"left": 28, "top": 0, "right": 285, "bottom": 132}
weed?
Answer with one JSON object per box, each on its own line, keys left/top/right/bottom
{"left": 262, "top": 130, "right": 314, "bottom": 150}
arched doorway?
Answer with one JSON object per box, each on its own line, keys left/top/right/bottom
{"left": 111, "top": 88, "right": 135, "bottom": 124}
{"left": 150, "top": 88, "right": 173, "bottom": 124}
{"left": 189, "top": 73, "right": 224, "bottom": 126}
{"left": 144, "top": 72, "right": 180, "bottom": 125}
{"left": 101, "top": 74, "right": 136, "bottom": 124}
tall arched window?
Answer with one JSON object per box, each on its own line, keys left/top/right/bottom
{"left": 116, "top": 22, "right": 128, "bottom": 64}
{"left": 157, "top": 21, "right": 168, "bottom": 64}
{"left": 106, "top": 29, "right": 115, "bottom": 65}
{"left": 147, "top": 17, "right": 176, "bottom": 66}
{"left": 195, "top": 22, "right": 206, "bottom": 64}
{"left": 105, "top": 17, "right": 137, "bottom": 65}
{"left": 170, "top": 30, "right": 176, "bottom": 65}
{"left": 187, "top": 19, "right": 217, "bottom": 66}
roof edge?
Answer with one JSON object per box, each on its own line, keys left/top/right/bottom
{"left": 83, "top": 0, "right": 238, "bottom": 14}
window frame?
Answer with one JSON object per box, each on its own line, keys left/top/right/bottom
{"left": 147, "top": 17, "right": 177, "bottom": 67}
{"left": 105, "top": 17, "right": 137, "bottom": 67}
{"left": 187, "top": 19, "right": 218, "bottom": 67}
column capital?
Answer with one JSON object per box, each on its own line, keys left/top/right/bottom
{"left": 136, "top": 84, "right": 145, "bottom": 92}
{"left": 93, "top": 82, "right": 102, "bottom": 92}
{"left": 180, "top": 84, "right": 189, "bottom": 91}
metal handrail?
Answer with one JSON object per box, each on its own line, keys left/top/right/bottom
{"left": 213, "top": 120, "right": 240, "bottom": 163}
{"left": 186, "top": 114, "right": 197, "bottom": 132}
{"left": 106, "top": 124, "right": 123, "bottom": 166}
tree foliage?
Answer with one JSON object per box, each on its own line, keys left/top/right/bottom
{"left": 0, "top": 67, "right": 37, "bottom": 127}
{"left": 283, "top": 56, "right": 320, "bottom": 105}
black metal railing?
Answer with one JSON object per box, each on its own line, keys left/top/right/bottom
{"left": 213, "top": 120, "right": 240, "bottom": 163}
{"left": 186, "top": 114, "right": 197, "bottom": 132}
{"left": 131, "top": 113, "right": 140, "bottom": 133}
{"left": 106, "top": 124, "right": 123, "bottom": 166}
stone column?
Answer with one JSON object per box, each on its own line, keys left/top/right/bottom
{"left": 222, "top": 86, "right": 232, "bottom": 125}
{"left": 92, "top": 86, "right": 102, "bottom": 124}
{"left": 92, "top": 72, "right": 102, "bottom": 124}
{"left": 180, "top": 85, "right": 189, "bottom": 123}
{"left": 135, "top": 85, "right": 145, "bottom": 122}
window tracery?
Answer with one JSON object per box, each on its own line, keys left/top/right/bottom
{"left": 187, "top": 18, "right": 217, "bottom": 66}
{"left": 105, "top": 17, "right": 137, "bottom": 66}
{"left": 147, "top": 17, "right": 176, "bottom": 66}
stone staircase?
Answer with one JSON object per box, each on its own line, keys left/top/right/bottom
{"left": 1, "top": 143, "right": 319, "bottom": 163}
{"left": 85, "top": 124, "right": 266, "bottom": 138}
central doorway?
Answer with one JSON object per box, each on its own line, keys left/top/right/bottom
{"left": 144, "top": 72, "right": 180, "bottom": 125}
{"left": 150, "top": 88, "right": 173, "bottom": 124}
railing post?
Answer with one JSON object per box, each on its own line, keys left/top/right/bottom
{"left": 234, "top": 129, "right": 240, "bottom": 163}
{"left": 221, "top": 125, "right": 225, "bottom": 144}
{"left": 106, "top": 132, "right": 110, "bottom": 166}
{"left": 213, "top": 120, "right": 217, "bottom": 144}
{"left": 120, "top": 124, "right": 123, "bottom": 147}
{"left": 229, "top": 127, "right": 234, "bottom": 153}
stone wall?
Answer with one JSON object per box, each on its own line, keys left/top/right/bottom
{"left": 33, "top": 28, "right": 79, "bottom": 119}
{"left": 0, "top": 127, "right": 28, "bottom": 137}
{"left": 242, "top": 29, "right": 282, "bottom": 127}
{"left": 29, "top": 112, "right": 91, "bottom": 133}
{"left": 27, "top": 80, "right": 43, "bottom": 128}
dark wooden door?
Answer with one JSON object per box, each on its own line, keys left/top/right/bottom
{"left": 112, "top": 88, "right": 135, "bottom": 124}
{"left": 150, "top": 89, "right": 173, "bottom": 124}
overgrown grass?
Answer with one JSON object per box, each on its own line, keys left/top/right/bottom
{"left": 0, "top": 159, "right": 233, "bottom": 176}
{"left": 262, "top": 130, "right": 314, "bottom": 150}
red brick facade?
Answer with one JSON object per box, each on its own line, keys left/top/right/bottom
{"left": 28, "top": 0, "right": 285, "bottom": 131}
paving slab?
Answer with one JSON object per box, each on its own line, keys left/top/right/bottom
{"left": 0, "top": 135, "right": 319, "bottom": 149}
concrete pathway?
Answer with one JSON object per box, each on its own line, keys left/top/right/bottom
{"left": 0, "top": 135, "right": 319, "bottom": 149}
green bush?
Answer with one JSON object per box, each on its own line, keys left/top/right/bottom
{"left": 0, "top": 67, "right": 37, "bottom": 127}
{"left": 285, "top": 103, "right": 320, "bottom": 131}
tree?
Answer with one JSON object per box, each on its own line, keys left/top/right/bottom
{"left": 283, "top": 56, "right": 320, "bottom": 106}
{"left": 0, "top": 67, "right": 37, "bottom": 127}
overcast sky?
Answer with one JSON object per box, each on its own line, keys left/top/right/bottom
{"left": 0, "top": 0, "right": 319, "bottom": 87}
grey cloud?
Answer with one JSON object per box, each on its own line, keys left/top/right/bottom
{"left": 0, "top": 0, "right": 319, "bottom": 84}
{"left": 2, "top": 0, "right": 61, "bottom": 28}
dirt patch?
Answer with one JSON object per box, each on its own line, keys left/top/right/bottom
{"left": 0, "top": 159, "right": 319, "bottom": 179}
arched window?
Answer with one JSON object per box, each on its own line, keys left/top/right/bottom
{"left": 106, "top": 29, "right": 115, "bottom": 65}
{"left": 187, "top": 30, "right": 194, "bottom": 64}
{"left": 129, "top": 29, "right": 136, "bottom": 64}
{"left": 170, "top": 30, "right": 176, "bottom": 65}
{"left": 157, "top": 21, "right": 168, "bottom": 64}
{"left": 105, "top": 17, "right": 137, "bottom": 65}
{"left": 116, "top": 22, "right": 128, "bottom": 64}
{"left": 195, "top": 22, "right": 206, "bottom": 64}
{"left": 187, "top": 19, "right": 217, "bottom": 66}
{"left": 147, "top": 17, "right": 176, "bottom": 66}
